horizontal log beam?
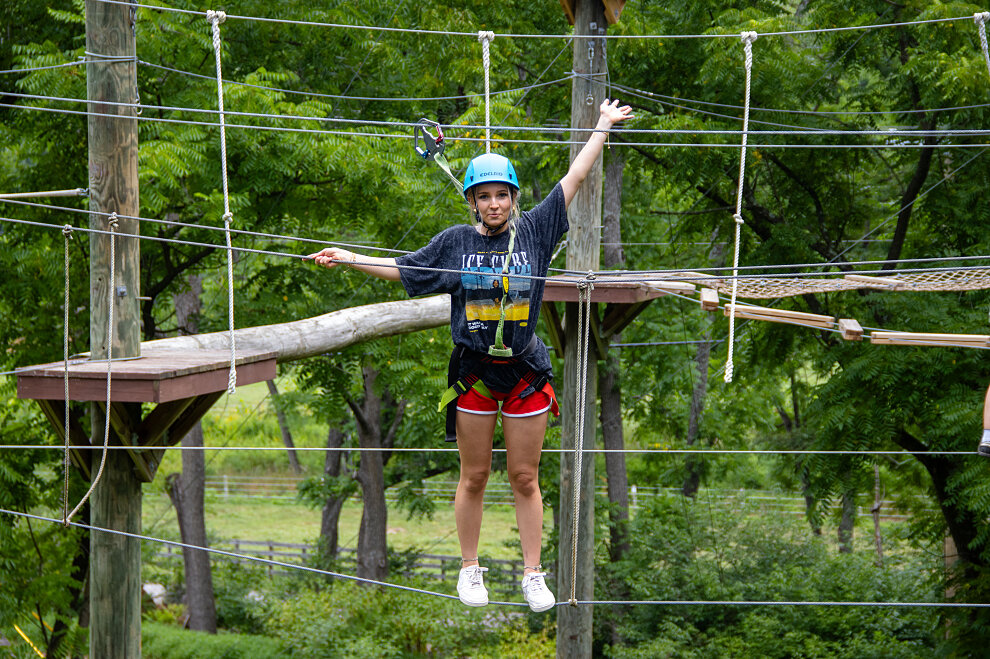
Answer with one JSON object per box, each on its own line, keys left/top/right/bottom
{"left": 140, "top": 295, "right": 451, "bottom": 363}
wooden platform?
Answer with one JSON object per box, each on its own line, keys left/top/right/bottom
{"left": 542, "top": 274, "right": 695, "bottom": 357}
{"left": 15, "top": 347, "right": 276, "bottom": 403}
{"left": 543, "top": 273, "right": 695, "bottom": 303}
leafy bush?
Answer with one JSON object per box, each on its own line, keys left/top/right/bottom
{"left": 143, "top": 621, "right": 287, "bottom": 659}
{"left": 602, "top": 493, "right": 939, "bottom": 658}
{"left": 265, "top": 580, "right": 554, "bottom": 658}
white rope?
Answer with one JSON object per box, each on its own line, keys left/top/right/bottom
{"left": 569, "top": 274, "right": 595, "bottom": 605}
{"left": 89, "top": 1, "right": 977, "bottom": 40}
{"left": 976, "top": 13, "right": 990, "bottom": 77}
{"left": 65, "top": 213, "right": 118, "bottom": 524}
{"left": 478, "top": 31, "right": 495, "bottom": 152}
{"left": 207, "top": 10, "right": 237, "bottom": 396}
{"left": 62, "top": 224, "right": 72, "bottom": 525}
{"left": 725, "top": 32, "right": 758, "bottom": 384}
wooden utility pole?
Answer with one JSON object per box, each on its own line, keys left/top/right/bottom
{"left": 86, "top": 0, "right": 142, "bottom": 656}
{"left": 558, "top": 0, "right": 607, "bottom": 656}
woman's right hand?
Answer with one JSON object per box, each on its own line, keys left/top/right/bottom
{"left": 308, "top": 247, "right": 356, "bottom": 269}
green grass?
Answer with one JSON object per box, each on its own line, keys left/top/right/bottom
{"left": 144, "top": 380, "right": 553, "bottom": 560}
{"left": 142, "top": 492, "right": 545, "bottom": 560}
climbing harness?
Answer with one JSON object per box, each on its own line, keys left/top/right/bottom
{"left": 488, "top": 227, "right": 517, "bottom": 357}
{"left": 438, "top": 334, "right": 557, "bottom": 442}
{"left": 725, "top": 31, "right": 758, "bottom": 384}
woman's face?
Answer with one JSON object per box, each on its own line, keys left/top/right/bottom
{"left": 471, "top": 183, "right": 513, "bottom": 234}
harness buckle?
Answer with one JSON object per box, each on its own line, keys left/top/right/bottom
{"left": 414, "top": 118, "right": 445, "bottom": 161}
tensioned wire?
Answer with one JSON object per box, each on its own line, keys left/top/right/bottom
{"left": 0, "top": 445, "right": 977, "bottom": 456}
{"left": 7, "top": 213, "right": 990, "bottom": 286}
{"left": 16, "top": 91, "right": 990, "bottom": 139}
{"left": 91, "top": 0, "right": 977, "bottom": 41}
{"left": 8, "top": 101, "right": 990, "bottom": 149}
{"left": 13, "top": 58, "right": 990, "bottom": 122}
{"left": 4, "top": 506, "right": 982, "bottom": 609}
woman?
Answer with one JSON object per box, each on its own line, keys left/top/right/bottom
{"left": 310, "top": 99, "right": 632, "bottom": 611}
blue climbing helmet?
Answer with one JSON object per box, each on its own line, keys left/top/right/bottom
{"left": 462, "top": 153, "right": 519, "bottom": 198}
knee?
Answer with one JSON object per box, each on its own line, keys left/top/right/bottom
{"left": 460, "top": 469, "right": 489, "bottom": 495}
{"left": 509, "top": 470, "right": 539, "bottom": 498}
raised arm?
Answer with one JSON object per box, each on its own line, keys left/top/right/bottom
{"left": 307, "top": 247, "right": 401, "bottom": 282}
{"left": 559, "top": 99, "right": 633, "bottom": 208}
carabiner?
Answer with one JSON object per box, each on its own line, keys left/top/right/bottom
{"left": 414, "top": 118, "right": 445, "bottom": 161}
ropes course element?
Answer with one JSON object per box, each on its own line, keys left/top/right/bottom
{"left": 12, "top": 99, "right": 990, "bottom": 149}
{"left": 695, "top": 268, "right": 990, "bottom": 298}
{"left": 569, "top": 273, "right": 595, "bottom": 605}
{"left": 976, "top": 12, "right": 990, "bottom": 77}
{"left": 3, "top": 505, "right": 988, "bottom": 609}
{"left": 206, "top": 9, "right": 237, "bottom": 396}
{"left": 478, "top": 31, "right": 495, "bottom": 153}
{"left": 61, "top": 224, "right": 72, "bottom": 526}
{"left": 725, "top": 31, "right": 757, "bottom": 384}
{"left": 90, "top": 0, "right": 978, "bottom": 41}
{"left": 63, "top": 213, "right": 119, "bottom": 525}
{"left": 0, "top": 444, "right": 979, "bottom": 456}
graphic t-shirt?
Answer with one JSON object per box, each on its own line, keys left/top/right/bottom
{"left": 396, "top": 182, "right": 568, "bottom": 392}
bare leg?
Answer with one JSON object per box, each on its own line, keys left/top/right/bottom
{"left": 504, "top": 411, "right": 549, "bottom": 575}
{"left": 455, "top": 411, "right": 496, "bottom": 567}
{"left": 983, "top": 384, "right": 990, "bottom": 429}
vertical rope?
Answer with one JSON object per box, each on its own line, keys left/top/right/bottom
{"left": 569, "top": 273, "right": 595, "bottom": 605}
{"left": 725, "top": 31, "right": 758, "bottom": 384}
{"left": 65, "top": 213, "right": 118, "bottom": 523}
{"left": 62, "top": 224, "right": 72, "bottom": 526}
{"left": 478, "top": 31, "right": 495, "bottom": 153}
{"left": 207, "top": 9, "right": 237, "bottom": 395}
{"left": 975, "top": 13, "right": 990, "bottom": 78}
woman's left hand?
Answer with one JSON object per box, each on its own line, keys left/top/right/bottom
{"left": 599, "top": 98, "right": 633, "bottom": 127}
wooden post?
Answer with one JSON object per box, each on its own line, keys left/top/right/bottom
{"left": 557, "top": 1, "right": 606, "bottom": 656}
{"left": 86, "top": 1, "right": 142, "bottom": 657}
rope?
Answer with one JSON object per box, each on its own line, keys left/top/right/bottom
{"left": 478, "top": 31, "right": 495, "bottom": 152}
{"left": 206, "top": 10, "right": 237, "bottom": 396}
{"left": 61, "top": 225, "right": 72, "bottom": 526}
{"left": 976, "top": 13, "right": 990, "bottom": 78}
{"left": 569, "top": 273, "right": 595, "bottom": 605}
{"left": 90, "top": 0, "right": 976, "bottom": 40}
{"left": 64, "top": 213, "right": 118, "bottom": 524}
{"left": 725, "top": 32, "right": 757, "bottom": 384}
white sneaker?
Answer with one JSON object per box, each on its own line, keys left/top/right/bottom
{"left": 457, "top": 565, "right": 489, "bottom": 607}
{"left": 521, "top": 572, "right": 556, "bottom": 612}
{"left": 979, "top": 429, "right": 990, "bottom": 457}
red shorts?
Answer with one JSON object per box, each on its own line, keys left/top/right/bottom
{"left": 456, "top": 378, "right": 559, "bottom": 418}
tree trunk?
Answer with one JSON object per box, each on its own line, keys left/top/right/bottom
{"left": 166, "top": 423, "right": 217, "bottom": 632}
{"left": 320, "top": 425, "right": 347, "bottom": 562}
{"left": 169, "top": 274, "right": 217, "bottom": 632}
{"left": 681, "top": 336, "right": 712, "bottom": 498}
{"left": 838, "top": 489, "right": 856, "bottom": 554}
{"left": 265, "top": 379, "right": 301, "bottom": 474}
{"left": 345, "top": 365, "right": 406, "bottom": 583}
{"left": 600, "top": 147, "right": 630, "bottom": 563}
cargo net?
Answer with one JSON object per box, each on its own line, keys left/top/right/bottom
{"left": 680, "top": 268, "right": 990, "bottom": 299}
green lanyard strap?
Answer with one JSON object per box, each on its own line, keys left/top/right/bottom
{"left": 488, "top": 227, "right": 516, "bottom": 358}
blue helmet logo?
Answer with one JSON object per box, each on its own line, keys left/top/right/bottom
{"left": 463, "top": 154, "right": 519, "bottom": 198}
